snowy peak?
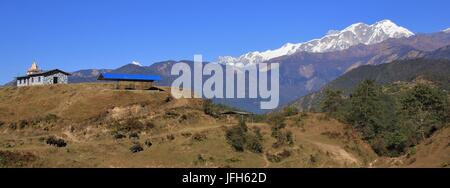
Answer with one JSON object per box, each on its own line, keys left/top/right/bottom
{"left": 217, "top": 20, "right": 414, "bottom": 66}
{"left": 443, "top": 28, "right": 450, "bottom": 33}
{"left": 131, "top": 61, "right": 143, "bottom": 66}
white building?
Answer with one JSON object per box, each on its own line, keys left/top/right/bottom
{"left": 16, "top": 62, "right": 71, "bottom": 87}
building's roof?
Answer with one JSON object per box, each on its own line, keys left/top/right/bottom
{"left": 17, "top": 69, "right": 71, "bottom": 79}
{"left": 97, "top": 73, "right": 161, "bottom": 82}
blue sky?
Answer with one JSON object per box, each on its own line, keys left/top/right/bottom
{"left": 1, "top": 0, "right": 450, "bottom": 84}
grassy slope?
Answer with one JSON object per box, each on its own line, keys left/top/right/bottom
{"left": 0, "top": 83, "right": 444, "bottom": 168}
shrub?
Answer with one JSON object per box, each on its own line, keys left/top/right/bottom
{"left": 166, "top": 134, "right": 175, "bottom": 141}
{"left": 112, "top": 132, "right": 126, "bottom": 139}
{"left": 309, "top": 154, "right": 318, "bottom": 163}
{"left": 144, "top": 139, "right": 153, "bottom": 147}
{"left": 192, "top": 132, "right": 207, "bottom": 142}
{"left": 270, "top": 116, "right": 294, "bottom": 148}
{"left": 129, "top": 132, "right": 139, "bottom": 139}
{"left": 225, "top": 119, "right": 264, "bottom": 153}
{"left": 253, "top": 127, "right": 263, "bottom": 141}
{"left": 225, "top": 119, "right": 248, "bottom": 152}
{"left": 130, "top": 143, "right": 144, "bottom": 153}
{"left": 181, "top": 132, "right": 192, "bottom": 138}
{"left": 46, "top": 136, "right": 67, "bottom": 147}
{"left": 246, "top": 135, "right": 263, "bottom": 153}
{"left": 18, "top": 120, "right": 29, "bottom": 129}
{"left": 283, "top": 106, "right": 299, "bottom": 117}
{"left": 266, "top": 153, "right": 281, "bottom": 163}
{"left": 112, "top": 118, "right": 145, "bottom": 133}
{"left": 265, "top": 150, "right": 291, "bottom": 163}
{"left": 9, "top": 122, "right": 17, "bottom": 130}
{"left": 321, "top": 88, "right": 344, "bottom": 117}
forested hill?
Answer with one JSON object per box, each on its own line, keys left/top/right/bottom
{"left": 290, "top": 58, "right": 450, "bottom": 112}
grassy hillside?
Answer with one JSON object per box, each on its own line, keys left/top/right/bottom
{"left": 0, "top": 83, "right": 380, "bottom": 167}
{"left": 0, "top": 83, "right": 447, "bottom": 167}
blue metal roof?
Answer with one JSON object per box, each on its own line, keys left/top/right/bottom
{"left": 98, "top": 73, "right": 161, "bottom": 82}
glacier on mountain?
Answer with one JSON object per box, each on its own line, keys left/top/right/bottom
{"left": 217, "top": 20, "right": 414, "bottom": 66}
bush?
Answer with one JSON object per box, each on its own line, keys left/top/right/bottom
{"left": 266, "top": 150, "right": 291, "bottom": 163}
{"left": 192, "top": 132, "right": 207, "bottom": 142}
{"left": 144, "top": 139, "right": 153, "bottom": 147}
{"left": 225, "top": 119, "right": 264, "bottom": 153}
{"left": 129, "top": 132, "right": 139, "bottom": 139}
{"left": 225, "top": 126, "right": 246, "bottom": 152}
{"left": 283, "top": 106, "right": 299, "bottom": 117}
{"left": 246, "top": 135, "right": 263, "bottom": 153}
{"left": 266, "top": 153, "right": 281, "bottom": 163}
{"left": 166, "top": 134, "right": 175, "bottom": 141}
{"left": 321, "top": 88, "right": 344, "bottom": 117}
{"left": 181, "top": 132, "right": 192, "bottom": 138}
{"left": 46, "top": 136, "right": 67, "bottom": 147}
{"left": 112, "top": 132, "right": 126, "bottom": 139}
{"left": 130, "top": 143, "right": 144, "bottom": 153}
{"left": 111, "top": 118, "right": 145, "bottom": 133}
{"left": 323, "top": 80, "right": 450, "bottom": 157}
{"left": 269, "top": 116, "right": 294, "bottom": 148}
{"left": 9, "top": 122, "right": 17, "bottom": 130}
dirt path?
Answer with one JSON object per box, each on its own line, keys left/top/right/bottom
{"left": 312, "top": 142, "right": 360, "bottom": 165}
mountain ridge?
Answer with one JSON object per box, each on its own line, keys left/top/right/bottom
{"left": 217, "top": 20, "right": 414, "bottom": 66}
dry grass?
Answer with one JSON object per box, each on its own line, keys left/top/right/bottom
{"left": 0, "top": 83, "right": 445, "bottom": 168}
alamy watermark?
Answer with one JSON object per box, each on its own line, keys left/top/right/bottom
{"left": 170, "top": 55, "right": 279, "bottom": 110}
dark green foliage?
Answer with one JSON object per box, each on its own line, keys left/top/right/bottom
{"left": 295, "top": 59, "right": 450, "bottom": 112}
{"left": 325, "top": 79, "right": 449, "bottom": 156}
{"left": 130, "top": 143, "right": 144, "bottom": 153}
{"left": 225, "top": 119, "right": 264, "bottom": 153}
{"left": 225, "top": 119, "right": 248, "bottom": 152}
{"left": 268, "top": 115, "right": 295, "bottom": 148}
{"left": 321, "top": 88, "right": 344, "bottom": 117}
{"left": 246, "top": 134, "right": 263, "bottom": 153}
{"left": 346, "top": 80, "right": 385, "bottom": 139}
{"left": 396, "top": 84, "right": 449, "bottom": 143}
{"left": 46, "top": 136, "right": 67, "bottom": 147}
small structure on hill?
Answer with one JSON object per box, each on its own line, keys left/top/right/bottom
{"left": 97, "top": 73, "right": 162, "bottom": 90}
{"left": 221, "top": 110, "right": 254, "bottom": 123}
{"left": 16, "top": 62, "right": 71, "bottom": 87}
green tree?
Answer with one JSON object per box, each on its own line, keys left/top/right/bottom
{"left": 346, "top": 80, "right": 384, "bottom": 139}
{"left": 321, "top": 88, "right": 344, "bottom": 117}
{"left": 398, "top": 84, "right": 449, "bottom": 140}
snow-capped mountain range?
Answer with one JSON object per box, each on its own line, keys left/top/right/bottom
{"left": 217, "top": 20, "right": 414, "bottom": 66}
{"left": 444, "top": 28, "right": 450, "bottom": 33}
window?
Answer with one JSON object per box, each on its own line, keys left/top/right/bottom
{"left": 38, "top": 77, "right": 41, "bottom": 82}
{"left": 31, "top": 77, "right": 34, "bottom": 83}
